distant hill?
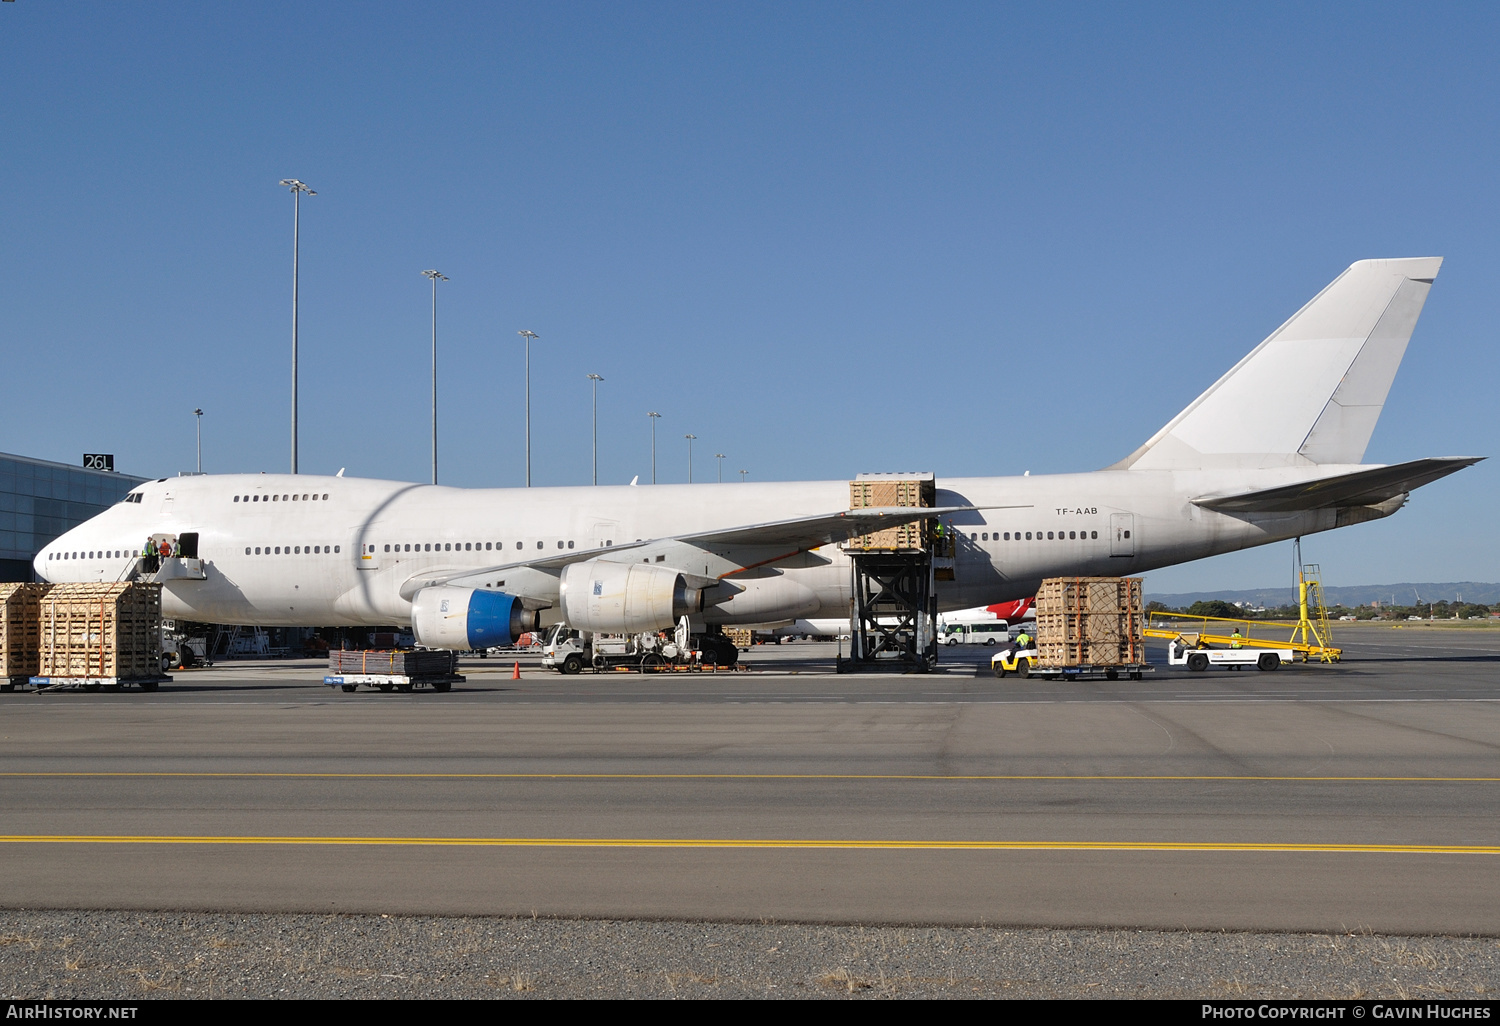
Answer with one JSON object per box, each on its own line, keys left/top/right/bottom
{"left": 1146, "top": 582, "right": 1500, "bottom": 608}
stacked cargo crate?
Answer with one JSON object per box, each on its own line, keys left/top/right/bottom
{"left": 39, "top": 583, "right": 162, "bottom": 679}
{"left": 1, "top": 583, "right": 51, "bottom": 684}
{"left": 1034, "top": 577, "right": 1145, "bottom": 667}
{"left": 844, "top": 474, "right": 935, "bottom": 552}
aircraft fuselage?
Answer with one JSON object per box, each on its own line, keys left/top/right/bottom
{"left": 35, "top": 467, "right": 1357, "bottom": 628}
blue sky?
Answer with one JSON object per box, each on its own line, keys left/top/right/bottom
{"left": 1, "top": 2, "right": 1495, "bottom": 592}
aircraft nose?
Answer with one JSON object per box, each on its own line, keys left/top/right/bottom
{"left": 35, "top": 528, "right": 77, "bottom": 582}
{"left": 34, "top": 543, "right": 53, "bottom": 581}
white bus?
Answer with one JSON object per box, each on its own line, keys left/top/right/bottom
{"left": 939, "top": 621, "right": 1016, "bottom": 646}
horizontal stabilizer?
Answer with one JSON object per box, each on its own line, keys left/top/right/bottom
{"left": 1192, "top": 457, "right": 1482, "bottom": 513}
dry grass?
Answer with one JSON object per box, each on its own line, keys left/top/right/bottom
{"left": 817, "top": 967, "right": 876, "bottom": 993}
{"left": 129, "top": 968, "right": 180, "bottom": 994}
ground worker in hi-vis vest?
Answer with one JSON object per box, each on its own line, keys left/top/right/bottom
{"left": 1230, "top": 629, "right": 1244, "bottom": 649}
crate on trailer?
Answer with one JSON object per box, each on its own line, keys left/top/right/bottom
{"left": 1034, "top": 577, "right": 1144, "bottom": 668}
{"left": 328, "top": 648, "right": 458, "bottom": 677}
{"left": 722, "top": 628, "right": 753, "bottom": 650}
{"left": 844, "top": 473, "right": 936, "bottom": 552}
{"left": 39, "top": 583, "right": 162, "bottom": 679}
{"left": 1, "top": 583, "right": 51, "bottom": 682}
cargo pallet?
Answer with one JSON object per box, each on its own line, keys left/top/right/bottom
{"left": 324, "top": 674, "right": 463, "bottom": 693}
{"left": 28, "top": 675, "right": 172, "bottom": 692}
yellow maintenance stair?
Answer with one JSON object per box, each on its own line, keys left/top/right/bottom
{"left": 1144, "top": 563, "right": 1342, "bottom": 663}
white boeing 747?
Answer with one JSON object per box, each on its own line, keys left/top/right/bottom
{"left": 36, "top": 258, "right": 1479, "bottom": 653}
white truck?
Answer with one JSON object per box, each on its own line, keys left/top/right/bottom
{"left": 540, "top": 618, "right": 739, "bottom": 674}
{"left": 1167, "top": 638, "right": 1291, "bottom": 672}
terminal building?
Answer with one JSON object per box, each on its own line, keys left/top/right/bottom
{"left": 0, "top": 452, "right": 150, "bottom": 582}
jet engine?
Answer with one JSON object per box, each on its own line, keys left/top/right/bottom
{"left": 411, "top": 586, "right": 534, "bottom": 650}
{"left": 559, "top": 560, "right": 702, "bottom": 633}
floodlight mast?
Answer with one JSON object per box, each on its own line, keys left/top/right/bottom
{"left": 587, "top": 374, "right": 604, "bottom": 485}
{"left": 279, "top": 179, "right": 315, "bottom": 474}
{"left": 423, "top": 270, "right": 448, "bottom": 485}
{"left": 685, "top": 434, "right": 697, "bottom": 483}
{"left": 647, "top": 412, "right": 661, "bottom": 484}
{"left": 518, "top": 330, "right": 540, "bottom": 486}
{"left": 193, "top": 409, "right": 204, "bottom": 474}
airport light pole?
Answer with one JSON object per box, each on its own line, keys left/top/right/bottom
{"left": 587, "top": 373, "right": 604, "bottom": 485}
{"left": 279, "top": 179, "right": 315, "bottom": 474}
{"left": 685, "top": 434, "right": 697, "bottom": 483}
{"left": 647, "top": 412, "right": 661, "bottom": 484}
{"left": 423, "top": 270, "right": 448, "bottom": 485}
{"left": 518, "top": 330, "right": 540, "bottom": 486}
{"left": 193, "top": 409, "right": 203, "bottom": 474}
{"left": 739, "top": 469, "right": 748, "bottom": 482}
{"left": 714, "top": 453, "right": 725, "bottom": 483}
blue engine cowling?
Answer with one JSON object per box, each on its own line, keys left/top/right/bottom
{"left": 410, "top": 586, "right": 531, "bottom": 650}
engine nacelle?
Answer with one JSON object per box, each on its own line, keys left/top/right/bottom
{"left": 411, "top": 586, "right": 532, "bottom": 650}
{"left": 559, "top": 560, "right": 700, "bottom": 634}
{"left": 702, "top": 575, "right": 820, "bottom": 624}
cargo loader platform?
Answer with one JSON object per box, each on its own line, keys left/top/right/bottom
{"left": 836, "top": 473, "right": 942, "bottom": 674}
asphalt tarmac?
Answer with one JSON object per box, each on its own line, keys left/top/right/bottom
{"left": 2, "top": 624, "right": 1498, "bottom": 936}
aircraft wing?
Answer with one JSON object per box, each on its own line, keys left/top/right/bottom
{"left": 396, "top": 505, "right": 984, "bottom": 600}
{"left": 676, "top": 505, "right": 985, "bottom": 549}
{"left": 1191, "top": 457, "right": 1482, "bottom": 513}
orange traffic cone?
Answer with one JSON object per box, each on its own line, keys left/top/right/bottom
{"left": 512, "top": 661, "right": 521, "bottom": 680}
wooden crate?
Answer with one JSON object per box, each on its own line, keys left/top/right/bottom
{"left": 845, "top": 474, "right": 935, "bottom": 552}
{"left": 1035, "top": 577, "right": 1144, "bottom": 667}
{"left": 722, "top": 628, "right": 753, "bottom": 650}
{"left": 40, "top": 583, "right": 162, "bottom": 679}
{"left": 1, "top": 583, "right": 51, "bottom": 678}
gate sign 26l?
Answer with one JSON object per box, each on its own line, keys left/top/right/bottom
{"left": 82, "top": 454, "right": 114, "bottom": 472}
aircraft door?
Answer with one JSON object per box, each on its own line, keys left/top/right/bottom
{"left": 1110, "top": 514, "right": 1135, "bottom": 557}
{"left": 357, "top": 541, "right": 381, "bottom": 570}
{"left": 590, "top": 520, "right": 619, "bottom": 549}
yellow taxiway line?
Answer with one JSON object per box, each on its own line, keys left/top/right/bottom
{"left": 0, "top": 772, "right": 1497, "bottom": 782}
{"left": 0, "top": 835, "right": 1495, "bottom": 854}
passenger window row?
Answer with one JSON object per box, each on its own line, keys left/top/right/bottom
{"left": 234, "top": 493, "right": 329, "bottom": 503}
{"left": 971, "top": 530, "right": 1100, "bottom": 541}
{"left": 49, "top": 550, "right": 132, "bottom": 560}
{"left": 378, "top": 540, "right": 582, "bottom": 553}
{"left": 244, "top": 545, "right": 340, "bottom": 555}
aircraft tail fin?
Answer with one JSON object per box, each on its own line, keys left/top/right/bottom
{"left": 1112, "top": 258, "right": 1442, "bottom": 470}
